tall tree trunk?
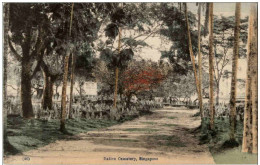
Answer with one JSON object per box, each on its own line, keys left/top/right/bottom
{"left": 251, "top": 72, "right": 257, "bottom": 153}
{"left": 60, "top": 3, "right": 74, "bottom": 133}
{"left": 113, "top": 27, "right": 121, "bottom": 108}
{"left": 60, "top": 51, "right": 70, "bottom": 132}
{"left": 250, "top": 5, "right": 258, "bottom": 154}
{"left": 242, "top": 68, "right": 252, "bottom": 152}
{"left": 42, "top": 71, "right": 54, "bottom": 110}
{"left": 184, "top": 3, "right": 203, "bottom": 118}
{"left": 21, "top": 55, "right": 34, "bottom": 118}
{"left": 208, "top": 3, "right": 215, "bottom": 130}
{"left": 242, "top": 4, "right": 257, "bottom": 153}
{"left": 3, "top": 3, "right": 18, "bottom": 155}
{"left": 68, "top": 51, "right": 75, "bottom": 119}
{"left": 229, "top": 2, "right": 241, "bottom": 141}
{"left": 197, "top": 3, "right": 204, "bottom": 119}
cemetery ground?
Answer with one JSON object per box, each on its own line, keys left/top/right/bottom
{"left": 4, "top": 107, "right": 257, "bottom": 164}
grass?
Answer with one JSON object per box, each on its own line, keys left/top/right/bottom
{"left": 5, "top": 107, "right": 154, "bottom": 156}
{"left": 199, "top": 117, "right": 257, "bottom": 164}
{"left": 5, "top": 116, "right": 119, "bottom": 156}
{"left": 212, "top": 147, "right": 257, "bottom": 164}
{"left": 147, "top": 135, "right": 186, "bottom": 147}
{"left": 161, "top": 123, "right": 178, "bottom": 127}
{"left": 141, "top": 122, "right": 157, "bottom": 125}
{"left": 167, "top": 116, "right": 177, "bottom": 119}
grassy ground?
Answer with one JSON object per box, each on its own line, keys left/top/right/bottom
{"left": 5, "top": 115, "right": 137, "bottom": 156}
{"left": 199, "top": 117, "right": 257, "bottom": 164}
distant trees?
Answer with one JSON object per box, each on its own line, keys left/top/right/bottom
{"left": 99, "top": 3, "right": 159, "bottom": 107}
{"left": 123, "top": 61, "right": 164, "bottom": 107}
{"left": 242, "top": 4, "right": 257, "bottom": 154}
{"left": 213, "top": 15, "right": 248, "bottom": 105}
{"left": 160, "top": 3, "right": 198, "bottom": 75}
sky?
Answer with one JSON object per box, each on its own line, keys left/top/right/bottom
{"left": 139, "top": 2, "right": 254, "bottom": 62}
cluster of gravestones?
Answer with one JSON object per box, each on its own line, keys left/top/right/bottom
{"left": 31, "top": 100, "right": 163, "bottom": 121}
{"left": 203, "top": 103, "right": 244, "bottom": 121}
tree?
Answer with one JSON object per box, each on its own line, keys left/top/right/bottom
{"left": 57, "top": 3, "right": 118, "bottom": 131}
{"left": 212, "top": 15, "right": 248, "bottom": 105}
{"left": 99, "top": 3, "right": 158, "bottom": 104}
{"left": 123, "top": 60, "right": 164, "bottom": 107}
{"left": 208, "top": 3, "right": 215, "bottom": 130}
{"left": 60, "top": 3, "right": 74, "bottom": 133}
{"left": 8, "top": 4, "right": 51, "bottom": 118}
{"left": 229, "top": 2, "right": 241, "bottom": 142}
{"left": 160, "top": 3, "right": 198, "bottom": 75}
{"left": 185, "top": 3, "right": 203, "bottom": 119}
{"left": 3, "top": 3, "right": 19, "bottom": 155}
{"left": 242, "top": 4, "right": 257, "bottom": 153}
{"left": 197, "top": 3, "right": 204, "bottom": 118}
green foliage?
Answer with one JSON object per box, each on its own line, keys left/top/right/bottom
{"left": 100, "top": 48, "right": 134, "bottom": 70}
{"left": 105, "top": 23, "right": 119, "bottom": 39}
{"left": 121, "top": 37, "right": 149, "bottom": 48}
{"left": 198, "top": 117, "right": 257, "bottom": 164}
{"left": 5, "top": 116, "right": 120, "bottom": 155}
{"left": 159, "top": 4, "right": 198, "bottom": 74}
{"left": 75, "top": 42, "right": 96, "bottom": 73}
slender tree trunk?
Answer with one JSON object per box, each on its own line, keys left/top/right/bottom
{"left": 60, "top": 3, "right": 74, "bottom": 133}
{"left": 68, "top": 51, "right": 75, "bottom": 119}
{"left": 208, "top": 3, "right": 215, "bottom": 130}
{"left": 242, "top": 70, "right": 252, "bottom": 152}
{"left": 216, "top": 82, "right": 220, "bottom": 105}
{"left": 55, "top": 85, "right": 59, "bottom": 98}
{"left": 197, "top": 3, "right": 204, "bottom": 119}
{"left": 113, "top": 27, "right": 121, "bottom": 108}
{"left": 242, "top": 4, "right": 257, "bottom": 153}
{"left": 60, "top": 51, "right": 70, "bottom": 132}
{"left": 229, "top": 2, "right": 241, "bottom": 141}
{"left": 251, "top": 73, "right": 257, "bottom": 153}
{"left": 79, "top": 85, "right": 83, "bottom": 101}
{"left": 126, "top": 93, "right": 132, "bottom": 109}
{"left": 42, "top": 71, "right": 54, "bottom": 110}
{"left": 184, "top": 3, "right": 203, "bottom": 118}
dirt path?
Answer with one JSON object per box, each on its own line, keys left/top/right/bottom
{"left": 4, "top": 107, "right": 215, "bottom": 164}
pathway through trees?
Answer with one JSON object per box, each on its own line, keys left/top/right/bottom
{"left": 4, "top": 107, "right": 215, "bottom": 164}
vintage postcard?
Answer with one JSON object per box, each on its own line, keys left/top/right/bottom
{"left": 2, "top": 2, "right": 258, "bottom": 164}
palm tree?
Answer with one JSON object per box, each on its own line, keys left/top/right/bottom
{"left": 229, "top": 2, "right": 241, "bottom": 142}
{"left": 113, "top": 27, "right": 121, "bottom": 108}
{"left": 60, "top": 3, "right": 74, "bottom": 133}
{"left": 208, "top": 3, "right": 215, "bottom": 130}
{"left": 242, "top": 3, "right": 257, "bottom": 153}
{"left": 68, "top": 50, "right": 76, "bottom": 119}
{"left": 197, "top": 3, "right": 204, "bottom": 119}
{"left": 184, "top": 3, "right": 203, "bottom": 119}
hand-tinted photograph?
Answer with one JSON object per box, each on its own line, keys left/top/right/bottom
{"left": 2, "top": 2, "right": 258, "bottom": 164}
